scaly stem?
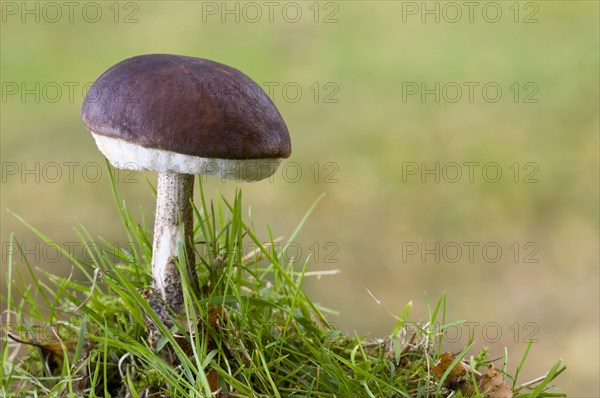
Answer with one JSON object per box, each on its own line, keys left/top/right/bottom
{"left": 151, "top": 173, "right": 197, "bottom": 315}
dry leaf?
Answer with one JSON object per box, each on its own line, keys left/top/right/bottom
{"left": 8, "top": 332, "right": 78, "bottom": 374}
{"left": 208, "top": 369, "right": 220, "bottom": 392}
{"left": 479, "top": 366, "right": 513, "bottom": 398}
{"left": 432, "top": 351, "right": 469, "bottom": 385}
{"left": 432, "top": 351, "right": 485, "bottom": 394}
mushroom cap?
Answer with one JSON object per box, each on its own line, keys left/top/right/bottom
{"left": 81, "top": 54, "right": 291, "bottom": 180}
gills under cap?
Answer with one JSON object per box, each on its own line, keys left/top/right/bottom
{"left": 81, "top": 54, "right": 291, "bottom": 180}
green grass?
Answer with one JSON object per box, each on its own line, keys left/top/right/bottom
{"left": 1, "top": 5, "right": 598, "bottom": 394}
{"left": 1, "top": 171, "right": 565, "bottom": 397}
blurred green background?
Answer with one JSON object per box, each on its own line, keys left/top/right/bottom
{"left": 1, "top": 1, "right": 598, "bottom": 395}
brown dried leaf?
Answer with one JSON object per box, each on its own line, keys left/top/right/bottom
{"left": 432, "top": 351, "right": 486, "bottom": 394}
{"left": 432, "top": 351, "right": 469, "bottom": 383}
{"left": 479, "top": 366, "right": 513, "bottom": 398}
{"left": 8, "top": 333, "right": 78, "bottom": 375}
{"left": 207, "top": 369, "right": 220, "bottom": 393}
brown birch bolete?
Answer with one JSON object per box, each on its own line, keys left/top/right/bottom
{"left": 81, "top": 54, "right": 291, "bottom": 315}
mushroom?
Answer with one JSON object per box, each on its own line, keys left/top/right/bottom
{"left": 81, "top": 54, "right": 291, "bottom": 316}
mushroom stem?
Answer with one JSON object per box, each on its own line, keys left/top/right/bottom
{"left": 151, "top": 172, "right": 197, "bottom": 314}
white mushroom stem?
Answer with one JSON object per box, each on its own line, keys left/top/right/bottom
{"left": 152, "top": 172, "right": 196, "bottom": 313}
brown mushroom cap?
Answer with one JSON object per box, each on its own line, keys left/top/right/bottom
{"left": 81, "top": 54, "right": 291, "bottom": 161}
